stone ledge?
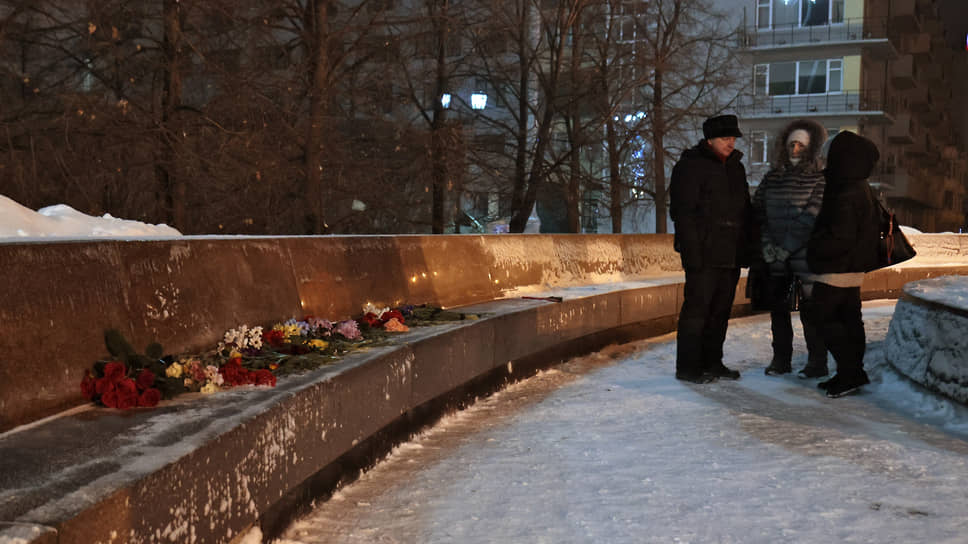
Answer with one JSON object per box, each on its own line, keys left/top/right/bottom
{"left": 0, "top": 234, "right": 681, "bottom": 432}
{"left": 1, "top": 280, "right": 687, "bottom": 544}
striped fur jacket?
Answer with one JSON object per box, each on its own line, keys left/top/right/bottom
{"left": 752, "top": 164, "right": 825, "bottom": 276}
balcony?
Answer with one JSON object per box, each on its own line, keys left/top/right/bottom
{"left": 891, "top": 55, "right": 917, "bottom": 90}
{"left": 888, "top": 113, "right": 916, "bottom": 144}
{"left": 892, "top": 0, "right": 921, "bottom": 34}
{"left": 735, "top": 91, "right": 893, "bottom": 123}
{"left": 742, "top": 17, "right": 896, "bottom": 60}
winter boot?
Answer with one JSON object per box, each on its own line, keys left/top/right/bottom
{"left": 765, "top": 359, "right": 792, "bottom": 376}
{"left": 797, "top": 360, "right": 828, "bottom": 379}
{"left": 676, "top": 371, "right": 718, "bottom": 384}
{"left": 707, "top": 363, "right": 741, "bottom": 380}
{"left": 825, "top": 371, "right": 870, "bottom": 398}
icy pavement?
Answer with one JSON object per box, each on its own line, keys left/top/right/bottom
{"left": 274, "top": 301, "right": 968, "bottom": 544}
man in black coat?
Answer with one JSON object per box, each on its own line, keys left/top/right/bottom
{"left": 805, "top": 131, "right": 881, "bottom": 398}
{"left": 670, "top": 114, "right": 753, "bottom": 383}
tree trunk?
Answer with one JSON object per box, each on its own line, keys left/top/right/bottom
{"left": 158, "top": 0, "right": 184, "bottom": 229}
{"left": 430, "top": 0, "right": 449, "bottom": 234}
{"left": 304, "top": 0, "right": 329, "bottom": 234}
{"left": 652, "top": 68, "right": 668, "bottom": 234}
{"left": 606, "top": 117, "right": 622, "bottom": 233}
{"left": 565, "top": 8, "right": 583, "bottom": 233}
{"left": 508, "top": 2, "right": 532, "bottom": 233}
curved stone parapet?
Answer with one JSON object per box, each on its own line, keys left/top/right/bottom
{"left": 1, "top": 233, "right": 967, "bottom": 544}
{"left": 0, "top": 234, "right": 680, "bottom": 432}
{"left": 885, "top": 276, "right": 968, "bottom": 404}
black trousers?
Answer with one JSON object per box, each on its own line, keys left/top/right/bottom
{"left": 803, "top": 282, "right": 865, "bottom": 378}
{"left": 676, "top": 267, "right": 740, "bottom": 377}
{"left": 767, "top": 276, "right": 826, "bottom": 366}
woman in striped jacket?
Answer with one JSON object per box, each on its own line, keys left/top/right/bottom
{"left": 753, "top": 119, "right": 829, "bottom": 378}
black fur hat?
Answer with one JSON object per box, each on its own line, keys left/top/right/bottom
{"left": 702, "top": 115, "right": 743, "bottom": 139}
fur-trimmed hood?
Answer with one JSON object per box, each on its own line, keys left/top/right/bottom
{"left": 772, "top": 119, "right": 828, "bottom": 171}
{"left": 824, "top": 130, "right": 880, "bottom": 185}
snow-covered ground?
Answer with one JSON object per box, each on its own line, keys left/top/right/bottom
{"left": 273, "top": 302, "right": 968, "bottom": 544}
{"left": 0, "top": 194, "right": 180, "bottom": 240}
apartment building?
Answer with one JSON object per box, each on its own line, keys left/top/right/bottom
{"left": 738, "top": 0, "right": 968, "bottom": 232}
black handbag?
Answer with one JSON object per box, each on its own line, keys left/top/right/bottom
{"left": 747, "top": 262, "right": 801, "bottom": 312}
{"left": 871, "top": 190, "right": 916, "bottom": 270}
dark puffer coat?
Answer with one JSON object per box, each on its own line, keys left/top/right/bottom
{"left": 752, "top": 119, "right": 827, "bottom": 277}
{"left": 807, "top": 131, "right": 881, "bottom": 274}
{"left": 670, "top": 140, "right": 752, "bottom": 271}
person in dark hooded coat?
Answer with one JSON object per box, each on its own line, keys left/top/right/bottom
{"left": 669, "top": 114, "right": 753, "bottom": 383}
{"left": 805, "top": 130, "right": 881, "bottom": 398}
{"left": 753, "top": 119, "right": 829, "bottom": 378}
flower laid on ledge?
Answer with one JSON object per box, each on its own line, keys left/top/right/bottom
{"left": 81, "top": 304, "right": 479, "bottom": 410}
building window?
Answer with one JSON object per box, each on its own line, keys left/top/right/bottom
{"left": 757, "top": 0, "right": 771, "bottom": 29}
{"left": 754, "top": 64, "right": 768, "bottom": 96}
{"left": 769, "top": 62, "right": 796, "bottom": 95}
{"left": 751, "top": 131, "right": 769, "bottom": 164}
{"left": 832, "top": 0, "right": 845, "bottom": 23}
{"left": 801, "top": 0, "right": 830, "bottom": 26}
{"left": 827, "top": 59, "right": 842, "bottom": 92}
{"left": 772, "top": 0, "right": 799, "bottom": 27}
{"left": 798, "top": 60, "right": 827, "bottom": 94}
{"left": 760, "top": 59, "right": 842, "bottom": 96}
{"left": 760, "top": 0, "right": 842, "bottom": 29}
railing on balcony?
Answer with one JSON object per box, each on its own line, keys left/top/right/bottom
{"left": 742, "top": 17, "right": 890, "bottom": 49}
{"left": 736, "top": 90, "right": 892, "bottom": 118}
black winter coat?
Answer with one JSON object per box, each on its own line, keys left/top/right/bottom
{"left": 670, "top": 140, "right": 753, "bottom": 271}
{"left": 807, "top": 131, "right": 881, "bottom": 274}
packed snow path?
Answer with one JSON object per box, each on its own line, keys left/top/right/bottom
{"left": 276, "top": 301, "right": 968, "bottom": 544}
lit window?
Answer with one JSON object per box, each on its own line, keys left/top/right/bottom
{"left": 471, "top": 93, "right": 487, "bottom": 110}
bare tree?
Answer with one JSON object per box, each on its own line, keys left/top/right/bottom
{"left": 635, "top": 0, "right": 744, "bottom": 233}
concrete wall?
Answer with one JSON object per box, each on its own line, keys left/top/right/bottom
{"left": 0, "top": 234, "right": 680, "bottom": 432}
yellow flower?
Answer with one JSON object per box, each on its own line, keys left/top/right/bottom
{"left": 308, "top": 339, "right": 329, "bottom": 350}
{"left": 229, "top": 350, "right": 243, "bottom": 359}
{"left": 283, "top": 324, "right": 301, "bottom": 338}
{"left": 201, "top": 383, "right": 220, "bottom": 394}
{"left": 166, "top": 362, "right": 184, "bottom": 378}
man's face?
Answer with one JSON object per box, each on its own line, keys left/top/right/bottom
{"left": 707, "top": 136, "right": 736, "bottom": 157}
{"left": 788, "top": 140, "right": 807, "bottom": 158}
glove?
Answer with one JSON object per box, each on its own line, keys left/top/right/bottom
{"left": 762, "top": 243, "right": 778, "bottom": 264}
{"left": 773, "top": 245, "right": 791, "bottom": 263}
